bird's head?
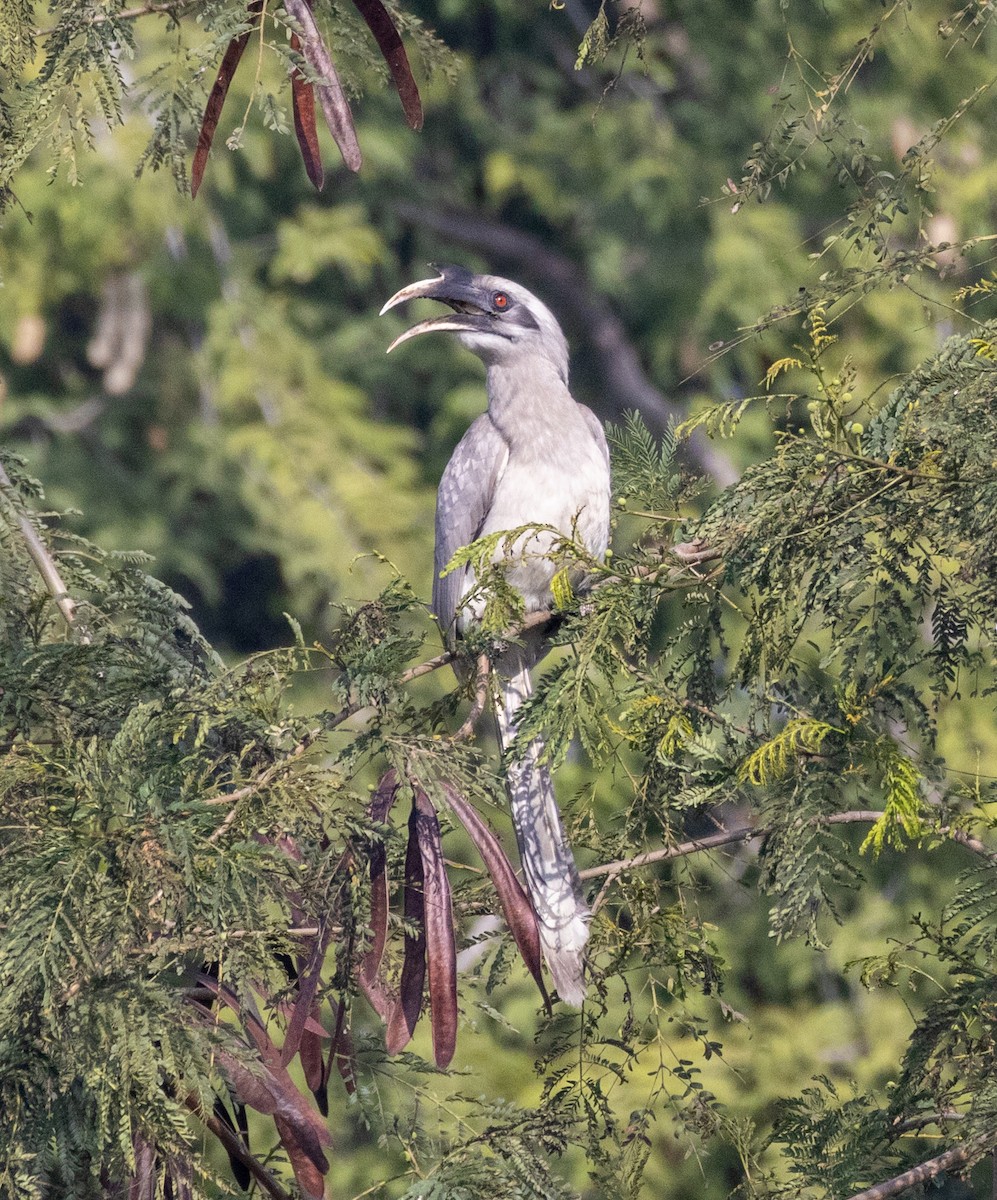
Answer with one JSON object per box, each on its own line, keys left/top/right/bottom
{"left": 380, "top": 264, "right": 569, "bottom": 382}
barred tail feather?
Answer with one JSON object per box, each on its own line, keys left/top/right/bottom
{"left": 496, "top": 662, "right": 589, "bottom": 1006}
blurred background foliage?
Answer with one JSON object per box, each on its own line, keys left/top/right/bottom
{"left": 2, "top": 1, "right": 997, "bottom": 1197}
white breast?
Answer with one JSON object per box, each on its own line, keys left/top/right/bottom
{"left": 477, "top": 410, "right": 610, "bottom": 612}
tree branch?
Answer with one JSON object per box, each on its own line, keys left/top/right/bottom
{"left": 944, "top": 826, "right": 997, "bottom": 867}
{"left": 581, "top": 823, "right": 760, "bottom": 883}
{"left": 199, "top": 621, "right": 553, "bottom": 826}
{"left": 890, "top": 1110, "right": 963, "bottom": 1136}
{"left": 205, "top": 728, "right": 328, "bottom": 841}
{"left": 0, "top": 461, "right": 87, "bottom": 639}
{"left": 581, "top": 810, "right": 995, "bottom": 892}
{"left": 101, "top": 1, "right": 191, "bottom": 19}
{"left": 845, "top": 1134, "right": 995, "bottom": 1200}
{"left": 3, "top": 398, "right": 106, "bottom": 442}
{"left": 399, "top": 648, "right": 457, "bottom": 683}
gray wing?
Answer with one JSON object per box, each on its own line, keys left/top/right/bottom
{"left": 433, "top": 413, "right": 510, "bottom": 646}
{"left": 579, "top": 403, "right": 610, "bottom": 470}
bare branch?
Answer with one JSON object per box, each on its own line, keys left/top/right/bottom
{"left": 581, "top": 810, "right": 996, "bottom": 893}
{"left": 944, "top": 825, "right": 997, "bottom": 867}
{"left": 105, "top": 1, "right": 191, "bottom": 19}
{"left": 37, "top": 1, "right": 194, "bottom": 33}
{"left": 845, "top": 1134, "right": 995, "bottom": 1200}
{"left": 670, "top": 538, "right": 723, "bottom": 566}
{"left": 586, "top": 819, "right": 764, "bottom": 914}
{"left": 0, "top": 461, "right": 87, "bottom": 639}
{"left": 399, "top": 648, "right": 457, "bottom": 683}
{"left": 890, "top": 1110, "right": 963, "bottom": 1136}
{"left": 3, "top": 398, "right": 106, "bottom": 441}
{"left": 581, "top": 823, "right": 759, "bottom": 883}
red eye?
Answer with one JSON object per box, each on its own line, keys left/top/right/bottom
{"left": 493, "top": 292, "right": 509, "bottom": 310}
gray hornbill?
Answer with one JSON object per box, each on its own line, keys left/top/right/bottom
{"left": 381, "top": 265, "right": 611, "bottom": 1005}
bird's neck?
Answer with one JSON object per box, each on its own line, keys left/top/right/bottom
{"left": 486, "top": 356, "right": 573, "bottom": 443}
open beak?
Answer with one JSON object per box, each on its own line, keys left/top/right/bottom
{"left": 380, "top": 264, "right": 498, "bottom": 353}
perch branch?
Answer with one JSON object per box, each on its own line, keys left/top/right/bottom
{"left": 200, "top": 609, "right": 564, "bottom": 823}
{"left": 581, "top": 824, "right": 761, "bottom": 883}
{"left": 197, "top": 545, "right": 722, "bottom": 842}
{"left": 399, "top": 648, "right": 457, "bottom": 682}
{"left": 890, "top": 1110, "right": 963, "bottom": 1136}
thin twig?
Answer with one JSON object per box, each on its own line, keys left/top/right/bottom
{"left": 101, "top": 1, "right": 190, "bottom": 19}
{"left": 205, "top": 727, "right": 323, "bottom": 841}
{"left": 944, "top": 826, "right": 997, "bottom": 867}
{"left": 203, "top": 730, "right": 321, "bottom": 809}
{"left": 0, "top": 461, "right": 87, "bottom": 639}
{"left": 502, "top": 608, "right": 563, "bottom": 637}
{"left": 451, "top": 654, "right": 491, "bottom": 743}
{"left": 588, "top": 546, "right": 724, "bottom": 597}
{"left": 844, "top": 1133, "right": 994, "bottom": 1200}
{"left": 36, "top": 0, "right": 192, "bottom": 33}
{"left": 582, "top": 825, "right": 760, "bottom": 888}
{"left": 890, "top": 1110, "right": 963, "bottom": 1136}
{"left": 670, "top": 539, "right": 723, "bottom": 567}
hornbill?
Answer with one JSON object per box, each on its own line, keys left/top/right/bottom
{"left": 381, "top": 265, "right": 611, "bottom": 1005}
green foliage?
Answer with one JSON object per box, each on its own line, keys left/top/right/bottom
{"left": 738, "top": 718, "right": 839, "bottom": 787}
{"left": 607, "top": 413, "right": 685, "bottom": 516}
{"left": 0, "top": 461, "right": 318, "bottom": 1194}
{"left": 860, "top": 743, "right": 927, "bottom": 856}
{"left": 768, "top": 1075, "right": 896, "bottom": 1200}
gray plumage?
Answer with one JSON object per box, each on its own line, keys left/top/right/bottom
{"left": 381, "top": 265, "right": 611, "bottom": 1005}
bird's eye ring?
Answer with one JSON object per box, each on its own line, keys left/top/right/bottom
{"left": 493, "top": 292, "right": 509, "bottom": 310}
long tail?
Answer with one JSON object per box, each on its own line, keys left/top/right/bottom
{"left": 494, "top": 659, "right": 589, "bottom": 1007}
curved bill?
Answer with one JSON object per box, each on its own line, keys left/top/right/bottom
{"left": 386, "top": 315, "right": 490, "bottom": 354}
{"left": 380, "top": 268, "right": 447, "bottom": 316}
{"left": 379, "top": 264, "right": 477, "bottom": 316}
{"left": 380, "top": 263, "right": 504, "bottom": 354}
